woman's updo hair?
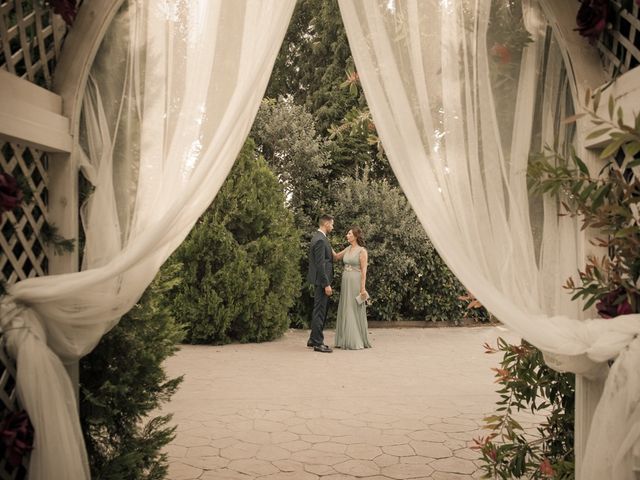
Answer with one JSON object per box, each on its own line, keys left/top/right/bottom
{"left": 350, "top": 226, "right": 365, "bottom": 247}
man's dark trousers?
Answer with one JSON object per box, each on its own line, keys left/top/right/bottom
{"left": 307, "top": 231, "right": 333, "bottom": 346}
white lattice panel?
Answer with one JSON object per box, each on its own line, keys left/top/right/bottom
{"left": 1, "top": 141, "right": 48, "bottom": 285}
{"left": 598, "top": 0, "right": 640, "bottom": 77}
{"left": 0, "top": 0, "right": 66, "bottom": 89}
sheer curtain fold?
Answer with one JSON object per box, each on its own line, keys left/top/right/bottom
{"left": 0, "top": 1, "right": 295, "bottom": 478}
{"left": 338, "top": 0, "right": 640, "bottom": 477}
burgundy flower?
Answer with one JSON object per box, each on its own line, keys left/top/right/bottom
{"left": 596, "top": 287, "right": 633, "bottom": 319}
{"left": 48, "top": 0, "right": 78, "bottom": 26}
{"left": 617, "top": 298, "right": 633, "bottom": 316}
{"left": 0, "top": 173, "right": 23, "bottom": 214}
{"left": 575, "top": 0, "right": 608, "bottom": 41}
{"left": 0, "top": 410, "right": 34, "bottom": 468}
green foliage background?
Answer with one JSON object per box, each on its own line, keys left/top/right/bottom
{"left": 330, "top": 175, "right": 468, "bottom": 322}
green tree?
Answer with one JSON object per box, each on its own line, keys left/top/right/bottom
{"left": 168, "top": 140, "right": 302, "bottom": 344}
{"left": 80, "top": 264, "right": 184, "bottom": 480}
{"left": 266, "top": 0, "right": 390, "bottom": 181}
{"left": 251, "top": 97, "right": 332, "bottom": 233}
{"left": 330, "top": 174, "right": 468, "bottom": 322}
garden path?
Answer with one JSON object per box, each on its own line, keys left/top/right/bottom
{"left": 162, "top": 326, "right": 536, "bottom": 479}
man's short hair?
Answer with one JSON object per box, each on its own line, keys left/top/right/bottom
{"left": 318, "top": 214, "right": 334, "bottom": 226}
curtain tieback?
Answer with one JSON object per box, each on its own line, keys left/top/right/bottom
{"left": 0, "top": 296, "right": 46, "bottom": 352}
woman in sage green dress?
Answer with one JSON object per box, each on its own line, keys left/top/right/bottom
{"left": 334, "top": 226, "right": 371, "bottom": 349}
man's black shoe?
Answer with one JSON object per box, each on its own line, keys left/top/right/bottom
{"left": 307, "top": 340, "right": 315, "bottom": 348}
{"left": 313, "top": 344, "right": 333, "bottom": 353}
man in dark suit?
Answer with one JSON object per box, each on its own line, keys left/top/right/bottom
{"left": 306, "top": 214, "right": 335, "bottom": 353}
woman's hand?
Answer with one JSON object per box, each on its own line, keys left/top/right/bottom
{"left": 360, "top": 288, "right": 368, "bottom": 299}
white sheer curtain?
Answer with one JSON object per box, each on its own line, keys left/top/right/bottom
{"left": 338, "top": 0, "right": 640, "bottom": 477}
{"left": 0, "top": 1, "right": 295, "bottom": 478}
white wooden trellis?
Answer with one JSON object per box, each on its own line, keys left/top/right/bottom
{"left": 597, "top": 0, "right": 640, "bottom": 77}
{"left": 0, "top": 2, "right": 68, "bottom": 478}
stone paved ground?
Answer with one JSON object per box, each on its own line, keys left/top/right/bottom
{"left": 161, "top": 326, "right": 531, "bottom": 479}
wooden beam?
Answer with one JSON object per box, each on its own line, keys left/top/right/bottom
{"left": 0, "top": 70, "right": 72, "bottom": 152}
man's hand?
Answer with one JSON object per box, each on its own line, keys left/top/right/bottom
{"left": 324, "top": 285, "right": 333, "bottom": 296}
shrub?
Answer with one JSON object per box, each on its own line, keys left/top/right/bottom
{"left": 168, "top": 139, "right": 302, "bottom": 344}
{"left": 80, "top": 264, "right": 184, "bottom": 480}
{"left": 474, "top": 338, "right": 575, "bottom": 479}
{"left": 330, "top": 174, "right": 468, "bottom": 322}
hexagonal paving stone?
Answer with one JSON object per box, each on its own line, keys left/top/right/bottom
{"left": 256, "top": 444, "right": 291, "bottom": 461}
{"left": 167, "top": 461, "right": 202, "bottom": 480}
{"left": 315, "top": 442, "right": 347, "bottom": 454}
{"left": 227, "top": 458, "right": 280, "bottom": 476}
{"left": 210, "top": 437, "right": 237, "bottom": 449}
{"left": 186, "top": 445, "right": 218, "bottom": 458}
{"left": 306, "top": 419, "right": 354, "bottom": 436}
{"left": 279, "top": 440, "right": 312, "bottom": 452}
{"left": 448, "top": 431, "right": 480, "bottom": 441}
{"left": 430, "top": 457, "right": 477, "bottom": 474}
{"left": 259, "top": 471, "right": 320, "bottom": 480}
{"left": 454, "top": 447, "right": 480, "bottom": 460}
{"left": 443, "top": 417, "right": 479, "bottom": 426}
{"left": 271, "top": 431, "right": 299, "bottom": 444}
{"left": 272, "top": 459, "right": 304, "bottom": 472}
{"left": 290, "top": 449, "right": 350, "bottom": 465}
{"left": 227, "top": 420, "right": 255, "bottom": 432}
{"left": 301, "top": 434, "right": 331, "bottom": 443}
{"left": 254, "top": 419, "right": 287, "bottom": 432}
{"left": 288, "top": 423, "right": 313, "bottom": 435}
{"left": 370, "top": 434, "right": 411, "bottom": 447}
{"left": 163, "top": 444, "right": 187, "bottom": 458}
{"left": 180, "top": 455, "right": 229, "bottom": 470}
{"left": 431, "top": 423, "right": 478, "bottom": 433}
{"left": 172, "top": 434, "right": 210, "bottom": 447}
{"left": 220, "top": 442, "right": 261, "bottom": 460}
{"left": 345, "top": 443, "right": 382, "bottom": 460}
{"left": 333, "top": 459, "right": 380, "bottom": 476}
{"left": 399, "top": 456, "right": 431, "bottom": 465}
{"left": 317, "top": 475, "right": 358, "bottom": 480}
{"left": 382, "top": 462, "right": 435, "bottom": 479}
{"left": 209, "top": 428, "right": 237, "bottom": 439}
{"left": 200, "top": 468, "right": 252, "bottom": 480}
{"left": 305, "top": 463, "right": 336, "bottom": 475}
{"left": 408, "top": 430, "right": 449, "bottom": 442}
{"left": 432, "top": 472, "right": 478, "bottom": 480}
{"left": 263, "top": 410, "right": 296, "bottom": 421}
{"left": 382, "top": 444, "right": 415, "bottom": 457}
{"left": 373, "top": 453, "right": 399, "bottom": 467}
{"left": 410, "top": 441, "right": 452, "bottom": 458}
{"left": 234, "top": 430, "right": 272, "bottom": 445}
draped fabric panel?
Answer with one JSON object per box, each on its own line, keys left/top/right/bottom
{"left": 338, "top": 0, "right": 640, "bottom": 477}
{"left": 0, "top": 1, "right": 295, "bottom": 478}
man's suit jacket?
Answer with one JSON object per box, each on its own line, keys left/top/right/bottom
{"left": 307, "top": 231, "right": 333, "bottom": 287}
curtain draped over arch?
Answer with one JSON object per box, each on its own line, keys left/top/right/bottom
{"left": 338, "top": 0, "right": 640, "bottom": 478}
{"left": 1, "top": 0, "right": 638, "bottom": 478}
{"left": 0, "top": 1, "right": 295, "bottom": 478}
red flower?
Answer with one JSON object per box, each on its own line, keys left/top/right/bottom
{"left": 0, "top": 173, "right": 23, "bottom": 214}
{"left": 575, "top": 0, "right": 608, "bottom": 41}
{"left": 48, "top": 0, "right": 78, "bottom": 26}
{"left": 490, "top": 43, "right": 511, "bottom": 64}
{"left": 540, "top": 458, "right": 555, "bottom": 477}
{"left": 0, "top": 410, "right": 34, "bottom": 468}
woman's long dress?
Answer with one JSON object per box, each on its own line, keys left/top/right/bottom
{"left": 334, "top": 246, "right": 371, "bottom": 349}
